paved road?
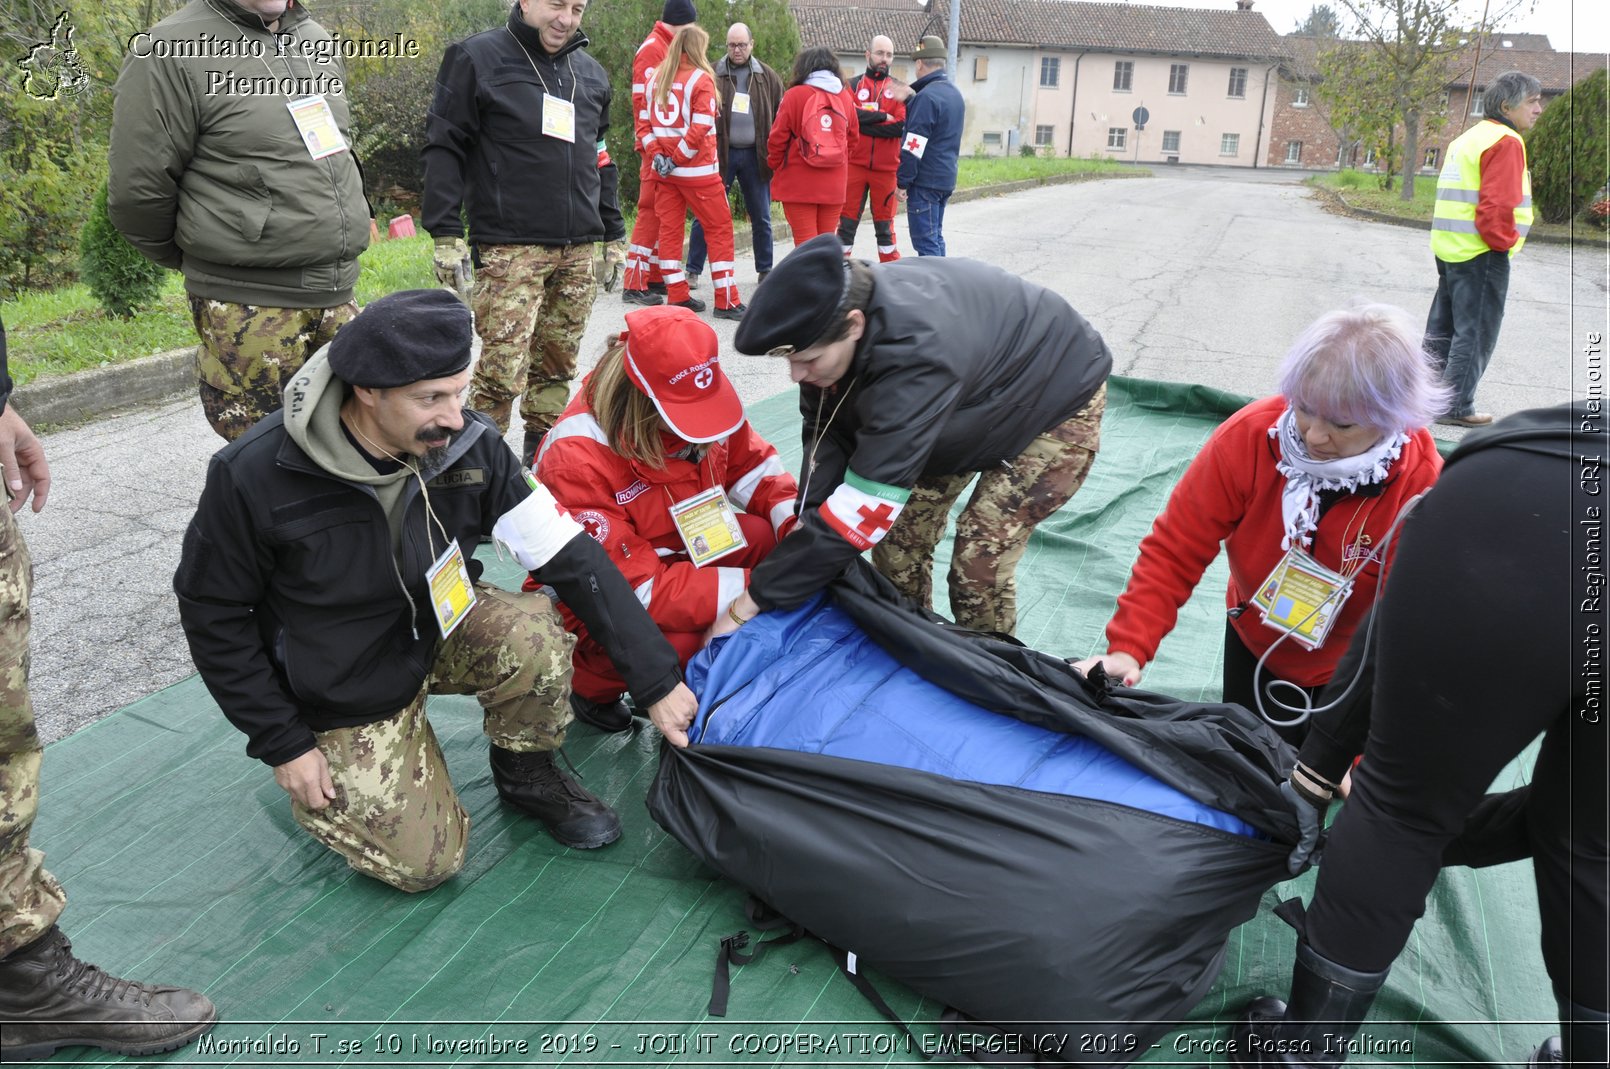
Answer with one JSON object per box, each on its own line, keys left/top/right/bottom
{"left": 24, "top": 170, "right": 1606, "bottom": 744}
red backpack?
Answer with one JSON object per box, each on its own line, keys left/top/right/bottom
{"left": 796, "top": 89, "right": 848, "bottom": 169}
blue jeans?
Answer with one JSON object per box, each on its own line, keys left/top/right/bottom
{"left": 1423, "top": 250, "right": 1510, "bottom": 416}
{"left": 687, "top": 146, "right": 773, "bottom": 275}
{"left": 905, "top": 184, "right": 951, "bottom": 257}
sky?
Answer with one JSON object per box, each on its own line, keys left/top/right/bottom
{"left": 1137, "top": 0, "right": 1610, "bottom": 54}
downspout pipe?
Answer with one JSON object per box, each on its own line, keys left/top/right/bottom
{"left": 1067, "top": 50, "right": 1088, "bottom": 157}
{"left": 1252, "top": 60, "right": 1279, "bottom": 168}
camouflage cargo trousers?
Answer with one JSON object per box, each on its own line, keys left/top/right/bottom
{"left": 469, "top": 243, "right": 598, "bottom": 437}
{"left": 872, "top": 383, "right": 1107, "bottom": 636}
{"left": 0, "top": 506, "right": 67, "bottom": 958}
{"left": 292, "top": 585, "right": 576, "bottom": 893}
{"left": 189, "top": 298, "right": 359, "bottom": 443}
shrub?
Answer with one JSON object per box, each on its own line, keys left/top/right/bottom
{"left": 79, "top": 182, "right": 166, "bottom": 318}
{"left": 1530, "top": 68, "right": 1609, "bottom": 224}
{"left": 1019, "top": 143, "right": 1037, "bottom": 157}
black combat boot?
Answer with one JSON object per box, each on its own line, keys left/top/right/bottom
{"left": 522, "top": 429, "right": 544, "bottom": 469}
{"left": 569, "top": 691, "right": 633, "bottom": 733}
{"left": 1232, "top": 939, "right": 1389, "bottom": 1066}
{"left": 1529, "top": 997, "right": 1608, "bottom": 1067}
{"left": 0, "top": 926, "right": 217, "bottom": 1061}
{"left": 489, "top": 745, "right": 622, "bottom": 849}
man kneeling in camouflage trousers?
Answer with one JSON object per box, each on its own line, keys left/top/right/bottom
{"left": 175, "top": 291, "right": 696, "bottom": 890}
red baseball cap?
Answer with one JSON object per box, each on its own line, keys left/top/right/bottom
{"left": 622, "top": 306, "right": 744, "bottom": 443}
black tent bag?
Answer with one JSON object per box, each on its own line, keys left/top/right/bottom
{"left": 648, "top": 563, "right": 1300, "bottom": 1064}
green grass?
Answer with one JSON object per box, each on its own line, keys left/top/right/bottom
{"left": 4, "top": 157, "right": 1135, "bottom": 384}
{"left": 1, "top": 236, "right": 435, "bottom": 387}
{"left": 1307, "top": 170, "right": 1573, "bottom": 241}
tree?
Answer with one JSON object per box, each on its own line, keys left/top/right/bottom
{"left": 1332, "top": 0, "right": 1523, "bottom": 200}
{"left": 80, "top": 182, "right": 166, "bottom": 317}
{"left": 1294, "top": 4, "right": 1343, "bottom": 38}
{"left": 1529, "top": 68, "right": 1610, "bottom": 224}
{"left": 1315, "top": 41, "right": 1403, "bottom": 183}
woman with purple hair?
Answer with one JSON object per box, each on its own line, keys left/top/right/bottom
{"left": 1073, "top": 303, "right": 1448, "bottom": 738}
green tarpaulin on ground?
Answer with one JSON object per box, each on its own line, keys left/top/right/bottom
{"left": 33, "top": 379, "right": 1548, "bottom": 1066}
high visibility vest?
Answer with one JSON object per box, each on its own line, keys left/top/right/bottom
{"left": 1430, "top": 119, "right": 1532, "bottom": 262}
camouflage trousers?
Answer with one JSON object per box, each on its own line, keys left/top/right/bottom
{"left": 292, "top": 585, "right": 576, "bottom": 893}
{"left": 872, "top": 383, "right": 1106, "bottom": 636}
{"left": 189, "top": 297, "right": 359, "bottom": 443}
{"left": 469, "top": 243, "right": 598, "bottom": 437}
{"left": 0, "top": 506, "right": 67, "bottom": 958}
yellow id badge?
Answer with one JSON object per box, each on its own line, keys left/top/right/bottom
{"left": 668, "top": 486, "right": 747, "bottom": 567}
{"left": 1254, "top": 547, "right": 1351, "bottom": 650}
{"left": 542, "top": 94, "right": 576, "bottom": 142}
{"left": 731, "top": 91, "right": 752, "bottom": 115}
{"left": 286, "top": 96, "right": 349, "bottom": 160}
{"left": 426, "top": 539, "right": 478, "bottom": 638}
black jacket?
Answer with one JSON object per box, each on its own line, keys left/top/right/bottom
{"left": 175, "top": 408, "right": 680, "bottom": 767}
{"left": 748, "top": 257, "right": 1112, "bottom": 612}
{"left": 422, "top": 10, "right": 624, "bottom": 246}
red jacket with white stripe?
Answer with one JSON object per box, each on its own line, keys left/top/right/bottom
{"left": 535, "top": 384, "right": 800, "bottom": 635}
{"left": 631, "top": 23, "right": 674, "bottom": 181}
{"left": 646, "top": 60, "right": 721, "bottom": 183}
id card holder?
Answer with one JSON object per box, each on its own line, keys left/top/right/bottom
{"left": 1254, "top": 547, "right": 1351, "bottom": 650}
{"left": 542, "top": 93, "right": 576, "bottom": 142}
{"left": 426, "top": 539, "right": 478, "bottom": 638}
{"left": 286, "top": 96, "right": 349, "bottom": 159}
{"left": 668, "top": 485, "right": 747, "bottom": 567}
{"left": 731, "top": 91, "right": 752, "bottom": 115}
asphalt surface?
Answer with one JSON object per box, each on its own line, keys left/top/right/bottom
{"left": 22, "top": 170, "right": 1606, "bottom": 744}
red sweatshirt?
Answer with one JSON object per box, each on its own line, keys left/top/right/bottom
{"left": 632, "top": 23, "right": 675, "bottom": 181}
{"left": 1104, "top": 396, "right": 1442, "bottom": 687}
{"left": 766, "top": 82, "right": 860, "bottom": 204}
{"left": 1475, "top": 129, "right": 1526, "bottom": 253}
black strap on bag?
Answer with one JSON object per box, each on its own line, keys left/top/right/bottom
{"left": 707, "top": 898, "right": 808, "bottom": 1016}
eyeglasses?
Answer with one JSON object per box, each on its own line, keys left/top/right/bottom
{"left": 728, "top": 41, "right": 752, "bottom": 48}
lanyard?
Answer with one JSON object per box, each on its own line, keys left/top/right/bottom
{"left": 505, "top": 27, "right": 576, "bottom": 102}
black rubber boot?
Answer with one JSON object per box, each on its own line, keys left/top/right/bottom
{"left": 1232, "top": 940, "right": 1389, "bottom": 1066}
{"left": 521, "top": 429, "right": 544, "bottom": 469}
{"left": 0, "top": 926, "right": 217, "bottom": 1061}
{"left": 489, "top": 745, "right": 622, "bottom": 849}
{"left": 1529, "top": 997, "right": 1609, "bottom": 1067}
{"left": 670, "top": 296, "right": 706, "bottom": 313}
{"left": 569, "top": 691, "right": 633, "bottom": 733}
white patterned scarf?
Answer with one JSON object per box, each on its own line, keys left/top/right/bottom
{"left": 1270, "top": 407, "right": 1407, "bottom": 550}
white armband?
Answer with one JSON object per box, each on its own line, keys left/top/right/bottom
{"left": 492, "top": 482, "right": 586, "bottom": 571}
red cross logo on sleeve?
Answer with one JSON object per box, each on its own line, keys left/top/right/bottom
{"left": 903, "top": 135, "right": 922, "bottom": 153}
{"left": 856, "top": 502, "right": 897, "bottom": 537}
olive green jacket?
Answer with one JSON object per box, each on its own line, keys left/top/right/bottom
{"left": 108, "top": 0, "right": 370, "bottom": 307}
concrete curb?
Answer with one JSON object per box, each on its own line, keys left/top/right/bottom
{"left": 17, "top": 345, "right": 195, "bottom": 430}
{"left": 1309, "top": 184, "right": 1588, "bottom": 247}
{"left": 21, "top": 169, "right": 1145, "bottom": 431}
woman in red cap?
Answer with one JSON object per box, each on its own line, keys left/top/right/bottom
{"left": 767, "top": 46, "right": 859, "bottom": 245}
{"left": 647, "top": 24, "right": 746, "bottom": 319}
{"left": 534, "top": 305, "right": 799, "bottom": 735}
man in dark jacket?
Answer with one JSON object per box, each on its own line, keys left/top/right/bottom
{"left": 423, "top": 0, "right": 627, "bottom": 466}
{"left": 684, "top": 22, "right": 786, "bottom": 290}
{"left": 174, "top": 291, "right": 696, "bottom": 892}
{"left": 109, "top": 0, "right": 370, "bottom": 443}
{"left": 896, "top": 36, "right": 966, "bottom": 256}
{"left": 838, "top": 34, "right": 912, "bottom": 262}
{"left": 0, "top": 320, "right": 217, "bottom": 1061}
{"left": 725, "top": 235, "right": 1110, "bottom": 637}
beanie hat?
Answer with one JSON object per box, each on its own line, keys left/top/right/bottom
{"left": 733, "top": 233, "right": 852, "bottom": 356}
{"left": 327, "top": 289, "right": 475, "bottom": 388}
{"left": 913, "top": 35, "right": 947, "bottom": 60}
{"left": 662, "top": 0, "right": 696, "bottom": 26}
{"left": 622, "top": 305, "right": 743, "bottom": 443}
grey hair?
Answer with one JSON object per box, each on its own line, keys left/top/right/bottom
{"left": 1278, "top": 301, "right": 1451, "bottom": 433}
{"left": 1481, "top": 71, "right": 1542, "bottom": 119}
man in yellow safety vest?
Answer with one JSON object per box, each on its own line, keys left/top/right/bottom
{"left": 1424, "top": 70, "right": 1541, "bottom": 427}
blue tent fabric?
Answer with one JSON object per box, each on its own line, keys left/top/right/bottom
{"left": 686, "top": 594, "right": 1262, "bottom": 838}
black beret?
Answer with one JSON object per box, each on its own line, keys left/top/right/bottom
{"left": 328, "top": 289, "right": 475, "bottom": 388}
{"left": 733, "top": 233, "right": 852, "bottom": 355}
{"left": 662, "top": 0, "right": 696, "bottom": 26}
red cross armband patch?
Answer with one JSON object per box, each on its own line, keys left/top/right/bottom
{"left": 902, "top": 132, "right": 929, "bottom": 158}
{"left": 820, "top": 471, "right": 911, "bottom": 551}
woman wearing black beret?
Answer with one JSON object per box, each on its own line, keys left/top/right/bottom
{"left": 719, "top": 233, "right": 1112, "bottom": 636}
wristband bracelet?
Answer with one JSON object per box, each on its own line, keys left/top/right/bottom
{"left": 727, "top": 604, "right": 752, "bottom": 627}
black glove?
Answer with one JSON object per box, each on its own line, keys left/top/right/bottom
{"left": 652, "top": 154, "right": 675, "bottom": 177}
{"left": 1282, "top": 764, "right": 1335, "bottom": 875}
